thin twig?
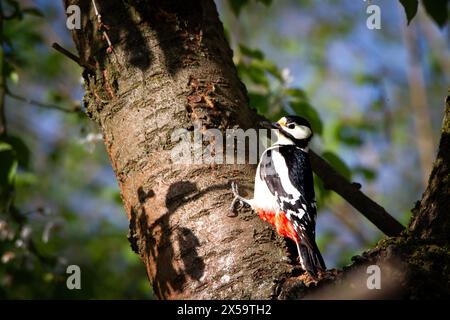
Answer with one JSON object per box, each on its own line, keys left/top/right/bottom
{"left": 7, "top": 90, "right": 80, "bottom": 113}
{"left": 51, "top": 43, "right": 95, "bottom": 72}
{"left": 92, "top": 0, "right": 114, "bottom": 54}
{"left": 91, "top": 0, "right": 100, "bottom": 21}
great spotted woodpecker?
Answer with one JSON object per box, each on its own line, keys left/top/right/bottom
{"left": 231, "top": 115, "right": 326, "bottom": 277}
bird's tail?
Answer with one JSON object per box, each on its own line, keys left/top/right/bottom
{"left": 297, "top": 241, "right": 326, "bottom": 277}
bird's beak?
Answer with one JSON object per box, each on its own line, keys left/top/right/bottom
{"left": 277, "top": 117, "right": 286, "bottom": 127}
{"left": 260, "top": 120, "right": 280, "bottom": 129}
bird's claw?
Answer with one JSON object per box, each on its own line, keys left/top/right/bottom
{"left": 231, "top": 182, "right": 240, "bottom": 198}
{"left": 229, "top": 182, "right": 245, "bottom": 216}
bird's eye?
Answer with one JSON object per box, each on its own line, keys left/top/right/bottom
{"left": 287, "top": 123, "right": 295, "bottom": 129}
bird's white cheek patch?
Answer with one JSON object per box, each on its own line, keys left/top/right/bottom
{"left": 293, "top": 126, "right": 312, "bottom": 140}
{"left": 275, "top": 132, "right": 295, "bottom": 146}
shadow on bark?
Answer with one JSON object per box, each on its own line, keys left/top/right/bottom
{"left": 95, "top": 0, "right": 153, "bottom": 70}
{"left": 81, "top": 0, "right": 206, "bottom": 76}
{"left": 129, "top": 181, "right": 232, "bottom": 298}
{"left": 128, "top": 182, "right": 204, "bottom": 298}
{"left": 126, "top": 0, "right": 205, "bottom": 76}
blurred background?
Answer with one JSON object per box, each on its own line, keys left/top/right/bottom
{"left": 0, "top": 0, "right": 448, "bottom": 299}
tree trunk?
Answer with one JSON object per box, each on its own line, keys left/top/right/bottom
{"left": 64, "top": 0, "right": 450, "bottom": 299}
{"left": 65, "top": 0, "right": 295, "bottom": 299}
{"left": 409, "top": 96, "right": 450, "bottom": 243}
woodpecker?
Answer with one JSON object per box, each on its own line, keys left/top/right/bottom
{"left": 230, "top": 115, "right": 326, "bottom": 277}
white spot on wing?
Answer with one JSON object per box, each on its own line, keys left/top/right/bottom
{"left": 271, "top": 150, "right": 302, "bottom": 205}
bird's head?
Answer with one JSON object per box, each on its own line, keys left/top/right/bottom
{"left": 262, "top": 115, "right": 313, "bottom": 149}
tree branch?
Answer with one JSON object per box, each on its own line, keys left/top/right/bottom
{"left": 309, "top": 150, "right": 405, "bottom": 237}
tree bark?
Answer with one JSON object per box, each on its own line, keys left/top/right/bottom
{"left": 409, "top": 96, "right": 450, "bottom": 243}
{"left": 64, "top": 0, "right": 449, "bottom": 299}
{"left": 65, "top": 0, "right": 295, "bottom": 299}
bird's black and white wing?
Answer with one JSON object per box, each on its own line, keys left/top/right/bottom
{"left": 259, "top": 145, "right": 316, "bottom": 227}
{"left": 259, "top": 145, "right": 325, "bottom": 273}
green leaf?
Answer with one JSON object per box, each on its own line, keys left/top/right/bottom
{"left": 254, "top": 59, "right": 283, "bottom": 81}
{"left": 239, "top": 44, "right": 264, "bottom": 60}
{"left": 223, "top": 27, "right": 231, "bottom": 43}
{"left": 289, "top": 100, "right": 323, "bottom": 135}
{"left": 314, "top": 173, "right": 331, "bottom": 206}
{"left": 248, "top": 92, "right": 270, "bottom": 114}
{"left": 15, "top": 172, "right": 38, "bottom": 188}
{"left": 1, "top": 135, "right": 31, "bottom": 168}
{"left": 47, "top": 90, "right": 66, "bottom": 103}
{"left": 238, "top": 63, "right": 269, "bottom": 87}
{"left": 0, "top": 142, "right": 12, "bottom": 152}
{"left": 422, "top": 0, "right": 449, "bottom": 28}
{"left": 256, "top": 0, "right": 272, "bottom": 5}
{"left": 9, "top": 71, "right": 19, "bottom": 84}
{"left": 399, "top": 0, "right": 418, "bottom": 25}
{"left": 335, "top": 124, "right": 364, "bottom": 147}
{"left": 0, "top": 142, "right": 18, "bottom": 189}
{"left": 22, "top": 7, "right": 44, "bottom": 18}
{"left": 353, "top": 73, "right": 379, "bottom": 85}
{"left": 229, "top": 0, "right": 249, "bottom": 16}
{"left": 267, "top": 109, "right": 286, "bottom": 122}
{"left": 285, "top": 88, "right": 308, "bottom": 101}
{"left": 321, "top": 151, "right": 352, "bottom": 180}
{"left": 353, "top": 166, "right": 377, "bottom": 181}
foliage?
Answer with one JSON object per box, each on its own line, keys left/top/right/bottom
{"left": 228, "top": 0, "right": 272, "bottom": 16}
{"left": 0, "top": 0, "right": 152, "bottom": 299}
